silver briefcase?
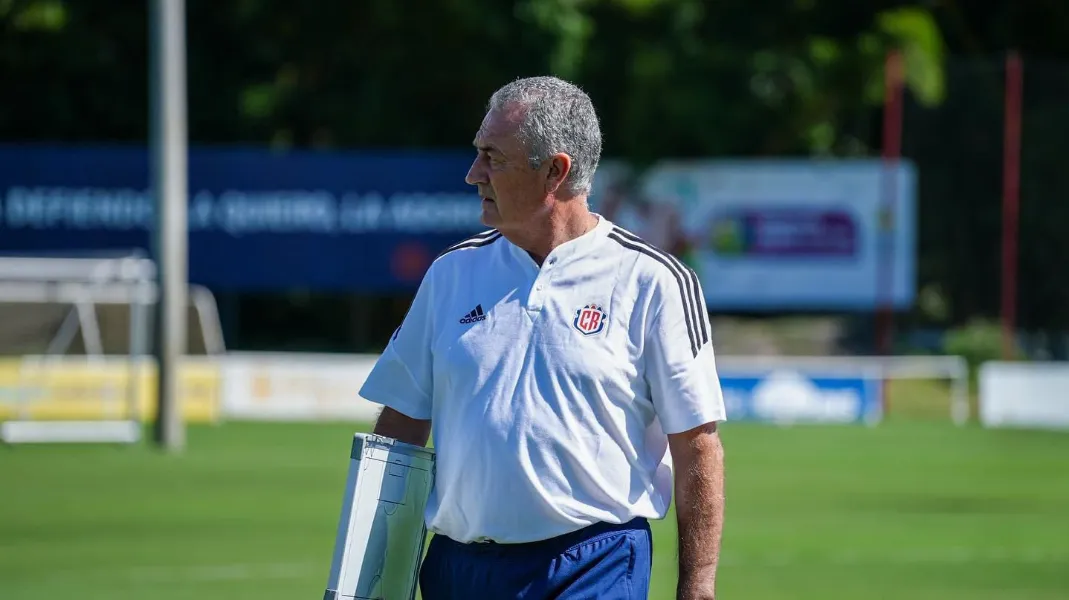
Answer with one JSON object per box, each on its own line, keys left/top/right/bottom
{"left": 324, "top": 433, "right": 436, "bottom": 600}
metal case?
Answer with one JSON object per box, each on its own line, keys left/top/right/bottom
{"left": 324, "top": 433, "right": 436, "bottom": 600}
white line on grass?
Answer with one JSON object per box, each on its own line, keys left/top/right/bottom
{"left": 30, "top": 548, "right": 1069, "bottom": 586}
{"left": 121, "top": 561, "right": 320, "bottom": 583}
{"left": 30, "top": 561, "right": 321, "bottom": 585}
{"left": 718, "top": 548, "right": 1069, "bottom": 567}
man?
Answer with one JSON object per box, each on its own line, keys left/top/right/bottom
{"left": 359, "top": 76, "right": 726, "bottom": 599}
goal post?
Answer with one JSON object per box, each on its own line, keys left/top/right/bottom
{"left": 0, "top": 254, "right": 225, "bottom": 444}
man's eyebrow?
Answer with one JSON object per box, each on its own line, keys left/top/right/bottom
{"left": 472, "top": 139, "right": 501, "bottom": 154}
{"left": 470, "top": 133, "right": 498, "bottom": 150}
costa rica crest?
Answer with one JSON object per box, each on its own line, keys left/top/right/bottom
{"left": 573, "top": 304, "right": 607, "bottom": 336}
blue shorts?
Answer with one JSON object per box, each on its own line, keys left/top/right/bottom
{"left": 418, "top": 517, "right": 653, "bottom": 600}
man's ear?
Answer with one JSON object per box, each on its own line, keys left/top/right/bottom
{"left": 544, "top": 153, "right": 573, "bottom": 194}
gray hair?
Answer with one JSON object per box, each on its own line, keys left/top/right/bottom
{"left": 488, "top": 76, "right": 603, "bottom": 196}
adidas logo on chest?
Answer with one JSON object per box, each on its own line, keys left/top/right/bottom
{"left": 459, "top": 304, "right": 487, "bottom": 324}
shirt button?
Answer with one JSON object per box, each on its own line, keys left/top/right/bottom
{"left": 548, "top": 257, "right": 556, "bottom": 265}
{"left": 536, "top": 284, "right": 543, "bottom": 291}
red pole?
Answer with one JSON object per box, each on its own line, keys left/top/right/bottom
{"left": 877, "top": 50, "right": 904, "bottom": 357}
{"left": 1001, "top": 51, "right": 1023, "bottom": 360}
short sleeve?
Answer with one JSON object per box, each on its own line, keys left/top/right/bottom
{"left": 645, "top": 267, "right": 726, "bottom": 434}
{"left": 358, "top": 270, "right": 435, "bottom": 420}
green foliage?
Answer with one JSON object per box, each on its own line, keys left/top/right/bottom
{"left": 0, "top": 0, "right": 948, "bottom": 158}
{"left": 515, "top": 0, "right": 595, "bottom": 80}
{"left": 9, "top": 0, "right": 66, "bottom": 31}
{"left": 943, "top": 319, "right": 1016, "bottom": 374}
{"left": 877, "top": 7, "right": 946, "bottom": 107}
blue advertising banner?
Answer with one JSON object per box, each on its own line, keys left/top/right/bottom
{"left": 0, "top": 145, "right": 484, "bottom": 291}
{"left": 0, "top": 146, "right": 916, "bottom": 308}
{"left": 719, "top": 368, "right": 883, "bottom": 424}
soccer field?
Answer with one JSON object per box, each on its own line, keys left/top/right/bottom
{"left": 2, "top": 421, "right": 1068, "bottom": 600}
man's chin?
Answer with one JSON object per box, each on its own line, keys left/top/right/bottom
{"left": 479, "top": 206, "right": 501, "bottom": 227}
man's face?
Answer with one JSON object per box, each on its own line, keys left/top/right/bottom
{"left": 465, "top": 107, "right": 548, "bottom": 231}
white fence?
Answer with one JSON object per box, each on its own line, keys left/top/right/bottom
{"left": 1, "top": 353, "right": 972, "bottom": 433}
{"left": 11, "top": 352, "right": 1068, "bottom": 434}
{"left": 979, "top": 361, "right": 1069, "bottom": 430}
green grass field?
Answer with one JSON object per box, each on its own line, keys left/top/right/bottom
{"left": 2, "top": 420, "right": 1068, "bottom": 600}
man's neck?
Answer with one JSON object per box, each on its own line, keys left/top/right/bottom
{"left": 508, "top": 205, "right": 599, "bottom": 266}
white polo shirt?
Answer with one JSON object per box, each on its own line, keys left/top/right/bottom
{"left": 359, "top": 215, "right": 726, "bottom": 544}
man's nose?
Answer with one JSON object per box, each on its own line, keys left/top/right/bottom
{"left": 465, "top": 158, "right": 486, "bottom": 186}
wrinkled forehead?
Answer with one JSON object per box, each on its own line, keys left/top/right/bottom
{"left": 473, "top": 104, "right": 527, "bottom": 153}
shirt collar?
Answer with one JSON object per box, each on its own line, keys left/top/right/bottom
{"left": 507, "top": 213, "right": 613, "bottom": 268}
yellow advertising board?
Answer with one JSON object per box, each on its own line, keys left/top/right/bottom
{"left": 0, "top": 357, "right": 221, "bottom": 423}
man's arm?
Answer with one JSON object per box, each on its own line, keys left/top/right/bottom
{"left": 640, "top": 263, "right": 728, "bottom": 598}
{"left": 373, "top": 406, "right": 431, "bottom": 447}
{"left": 669, "top": 421, "right": 725, "bottom": 600}
{"left": 359, "top": 268, "right": 435, "bottom": 440}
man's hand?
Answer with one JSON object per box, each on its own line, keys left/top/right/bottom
{"left": 373, "top": 406, "right": 431, "bottom": 447}
{"left": 668, "top": 421, "right": 724, "bottom": 600}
